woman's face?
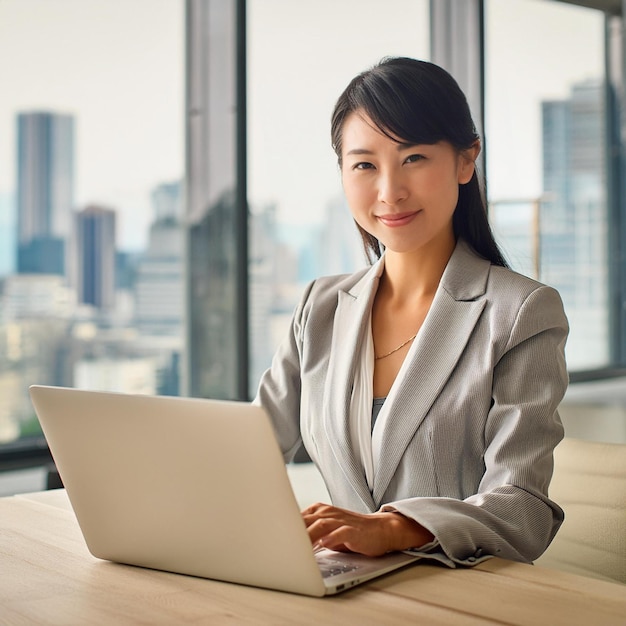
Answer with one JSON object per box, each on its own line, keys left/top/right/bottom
{"left": 340, "top": 111, "right": 478, "bottom": 256}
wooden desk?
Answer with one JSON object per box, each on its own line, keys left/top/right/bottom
{"left": 2, "top": 490, "right": 625, "bottom": 625}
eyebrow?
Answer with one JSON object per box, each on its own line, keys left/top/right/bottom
{"left": 345, "top": 143, "right": 422, "bottom": 156}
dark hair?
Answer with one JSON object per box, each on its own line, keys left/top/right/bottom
{"left": 331, "top": 57, "right": 508, "bottom": 268}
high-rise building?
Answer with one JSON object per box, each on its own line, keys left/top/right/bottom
{"left": 541, "top": 79, "right": 607, "bottom": 368}
{"left": 16, "top": 111, "right": 75, "bottom": 276}
{"left": 75, "top": 205, "right": 117, "bottom": 311}
{"left": 134, "top": 182, "right": 183, "bottom": 340}
{"left": 151, "top": 181, "right": 183, "bottom": 221}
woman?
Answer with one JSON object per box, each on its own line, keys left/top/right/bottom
{"left": 254, "top": 57, "right": 568, "bottom": 567}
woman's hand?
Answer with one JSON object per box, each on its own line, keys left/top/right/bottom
{"left": 302, "top": 502, "right": 434, "bottom": 557}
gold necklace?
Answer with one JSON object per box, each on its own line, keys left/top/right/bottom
{"left": 374, "top": 333, "right": 418, "bottom": 360}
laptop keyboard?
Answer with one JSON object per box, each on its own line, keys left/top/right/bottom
{"left": 316, "top": 555, "right": 360, "bottom": 578}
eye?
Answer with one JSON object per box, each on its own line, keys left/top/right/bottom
{"left": 353, "top": 161, "right": 375, "bottom": 170}
{"left": 404, "top": 153, "right": 425, "bottom": 164}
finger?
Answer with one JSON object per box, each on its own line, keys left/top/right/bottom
{"left": 302, "top": 504, "right": 349, "bottom": 528}
{"left": 302, "top": 504, "right": 360, "bottom": 523}
{"left": 301, "top": 502, "right": 333, "bottom": 516}
{"left": 320, "top": 526, "right": 387, "bottom": 557}
{"left": 306, "top": 517, "right": 345, "bottom": 545}
{"left": 306, "top": 519, "right": 376, "bottom": 555}
{"left": 313, "top": 525, "right": 376, "bottom": 555}
{"left": 310, "top": 513, "right": 395, "bottom": 557}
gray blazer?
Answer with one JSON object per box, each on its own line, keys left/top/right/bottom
{"left": 254, "top": 240, "right": 569, "bottom": 567}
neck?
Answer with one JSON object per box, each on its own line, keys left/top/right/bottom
{"left": 380, "top": 237, "right": 456, "bottom": 304}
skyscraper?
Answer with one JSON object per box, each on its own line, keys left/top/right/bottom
{"left": 134, "top": 182, "right": 183, "bottom": 339}
{"left": 75, "top": 205, "right": 117, "bottom": 311}
{"left": 541, "top": 79, "right": 607, "bottom": 368}
{"left": 151, "top": 181, "right": 183, "bottom": 221}
{"left": 16, "top": 111, "right": 75, "bottom": 276}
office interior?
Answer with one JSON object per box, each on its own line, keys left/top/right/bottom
{"left": 0, "top": 0, "right": 625, "bottom": 542}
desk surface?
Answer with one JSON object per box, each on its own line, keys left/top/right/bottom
{"left": 2, "top": 490, "right": 625, "bottom": 625}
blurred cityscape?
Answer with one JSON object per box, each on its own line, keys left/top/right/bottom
{"left": 0, "top": 110, "right": 366, "bottom": 443}
{"left": 491, "top": 77, "right": 607, "bottom": 370}
{"left": 0, "top": 76, "right": 607, "bottom": 442}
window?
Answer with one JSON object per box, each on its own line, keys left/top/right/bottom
{"left": 0, "top": 0, "right": 184, "bottom": 453}
{"left": 485, "top": 0, "right": 608, "bottom": 371}
{"left": 4, "top": 0, "right": 623, "bottom": 487}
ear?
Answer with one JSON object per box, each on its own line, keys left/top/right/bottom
{"left": 457, "top": 140, "right": 481, "bottom": 184}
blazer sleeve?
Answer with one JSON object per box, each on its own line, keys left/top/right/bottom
{"left": 252, "top": 281, "right": 314, "bottom": 462}
{"left": 381, "top": 285, "right": 569, "bottom": 567}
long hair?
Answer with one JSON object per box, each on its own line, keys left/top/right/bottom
{"left": 331, "top": 57, "right": 508, "bottom": 268}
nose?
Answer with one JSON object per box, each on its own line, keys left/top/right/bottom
{"left": 377, "top": 169, "right": 409, "bottom": 205}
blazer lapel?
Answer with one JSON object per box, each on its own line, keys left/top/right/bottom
{"left": 323, "top": 260, "right": 383, "bottom": 511}
{"left": 371, "top": 241, "right": 490, "bottom": 504}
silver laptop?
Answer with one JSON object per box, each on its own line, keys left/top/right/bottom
{"left": 29, "top": 385, "right": 420, "bottom": 596}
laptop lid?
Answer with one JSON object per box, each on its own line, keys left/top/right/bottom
{"left": 29, "top": 385, "right": 418, "bottom": 596}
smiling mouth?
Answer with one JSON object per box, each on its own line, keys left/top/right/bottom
{"left": 377, "top": 211, "right": 421, "bottom": 227}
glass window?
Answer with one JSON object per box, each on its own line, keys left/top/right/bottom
{"left": 0, "top": 0, "right": 184, "bottom": 449}
{"left": 485, "top": 0, "right": 607, "bottom": 371}
{"left": 247, "top": 0, "right": 430, "bottom": 395}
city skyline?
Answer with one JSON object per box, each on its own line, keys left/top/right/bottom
{"left": 0, "top": 0, "right": 184, "bottom": 252}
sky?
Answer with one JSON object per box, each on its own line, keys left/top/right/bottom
{"left": 484, "top": 0, "right": 604, "bottom": 200}
{"left": 0, "top": 0, "right": 185, "bottom": 251}
{"left": 0, "top": 0, "right": 605, "bottom": 258}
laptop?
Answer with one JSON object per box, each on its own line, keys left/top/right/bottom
{"left": 29, "top": 385, "right": 420, "bottom": 596}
